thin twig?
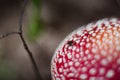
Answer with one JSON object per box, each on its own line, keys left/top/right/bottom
{"left": 19, "top": 33, "right": 42, "bottom": 80}
{"left": 0, "top": 0, "right": 42, "bottom": 80}
{"left": 0, "top": 32, "right": 19, "bottom": 39}
{"left": 19, "top": 0, "right": 28, "bottom": 33}
{"left": 18, "top": 0, "right": 42, "bottom": 80}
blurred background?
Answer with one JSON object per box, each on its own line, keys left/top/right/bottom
{"left": 0, "top": 0, "right": 120, "bottom": 80}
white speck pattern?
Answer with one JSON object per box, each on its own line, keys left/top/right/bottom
{"left": 89, "top": 68, "right": 97, "bottom": 75}
{"left": 80, "top": 74, "right": 87, "bottom": 79}
{"left": 106, "top": 69, "right": 115, "bottom": 78}
{"left": 51, "top": 18, "right": 120, "bottom": 80}
{"left": 99, "top": 68, "right": 106, "bottom": 75}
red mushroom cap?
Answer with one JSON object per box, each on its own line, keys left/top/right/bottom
{"left": 51, "top": 18, "right": 120, "bottom": 80}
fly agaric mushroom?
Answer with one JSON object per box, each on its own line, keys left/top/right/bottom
{"left": 51, "top": 18, "right": 120, "bottom": 80}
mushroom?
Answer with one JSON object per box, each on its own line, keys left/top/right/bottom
{"left": 51, "top": 18, "right": 120, "bottom": 80}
